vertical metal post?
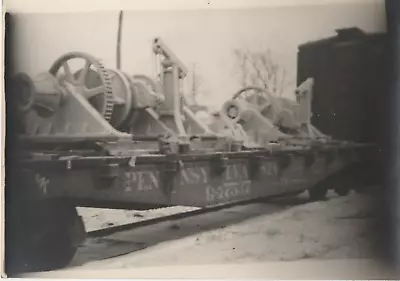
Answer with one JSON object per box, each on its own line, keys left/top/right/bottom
{"left": 161, "top": 62, "right": 187, "bottom": 136}
{"left": 116, "top": 10, "right": 124, "bottom": 70}
{"left": 172, "top": 63, "right": 187, "bottom": 136}
{"left": 152, "top": 38, "right": 189, "bottom": 138}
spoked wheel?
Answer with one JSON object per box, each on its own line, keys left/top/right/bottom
{"left": 48, "top": 52, "right": 115, "bottom": 122}
{"left": 308, "top": 184, "right": 329, "bottom": 201}
{"left": 333, "top": 168, "right": 361, "bottom": 197}
{"left": 308, "top": 178, "right": 330, "bottom": 201}
{"left": 335, "top": 183, "right": 351, "bottom": 197}
{"left": 231, "top": 86, "right": 280, "bottom": 122}
{"left": 7, "top": 199, "right": 86, "bottom": 274}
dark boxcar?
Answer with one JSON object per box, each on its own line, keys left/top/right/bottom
{"left": 297, "top": 27, "right": 388, "bottom": 184}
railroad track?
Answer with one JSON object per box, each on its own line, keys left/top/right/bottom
{"left": 87, "top": 192, "right": 308, "bottom": 238}
{"left": 72, "top": 191, "right": 356, "bottom": 268}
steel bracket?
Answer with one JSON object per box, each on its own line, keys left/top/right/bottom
{"left": 158, "top": 138, "right": 174, "bottom": 154}
{"left": 163, "top": 154, "right": 182, "bottom": 173}
{"left": 325, "top": 149, "right": 338, "bottom": 166}
{"left": 94, "top": 163, "right": 120, "bottom": 189}
{"left": 210, "top": 154, "right": 228, "bottom": 176}
{"left": 248, "top": 155, "right": 264, "bottom": 179}
{"left": 278, "top": 153, "right": 292, "bottom": 171}
{"left": 161, "top": 154, "right": 182, "bottom": 197}
{"left": 230, "top": 140, "right": 243, "bottom": 152}
{"left": 178, "top": 142, "right": 191, "bottom": 154}
{"left": 304, "top": 152, "right": 317, "bottom": 168}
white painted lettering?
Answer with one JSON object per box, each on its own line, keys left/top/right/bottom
{"left": 224, "top": 164, "right": 249, "bottom": 182}
{"left": 180, "top": 169, "right": 193, "bottom": 185}
{"left": 205, "top": 181, "right": 251, "bottom": 202}
{"left": 149, "top": 172, "right": 159, "bottom": 190}
{"left": 200, "top": 167, "right": 208, "bottom": 183}
{"left": 225, "top": 165, "right": 233, "bottom": 181}
{"left": 240, "top": 165, "right": 249, "bottom": 179}
{"left": 123, "top": 172, "right": 135, "bottom": 192}
{"left": 260, "top": 161, "right": 279, "bottom": 176}
{"left": 180, "top": 167, "right": 209, "bottom": 186}
{"left": 137, "top": 172, "right": 146, "bottom": 191}
{"left": 35, "top": 174, "right": 50, "bottom": 194}
{"left": 189, "top": 167, "right": 203, "bottom": 184}
{"left": 124, "top": 170, "right": 159, "bottom": 192}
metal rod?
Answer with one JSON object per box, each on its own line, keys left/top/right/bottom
{"left": 116, "top": 10, "right": 124, "bottom": 70}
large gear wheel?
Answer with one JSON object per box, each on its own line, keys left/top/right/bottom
{"left": 232, "top": 86, "right": 280, "bottom": 123}
{"left": 48, "top": 52, "right": 114, "bottom": 122}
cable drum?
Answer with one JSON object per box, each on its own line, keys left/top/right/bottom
{"left": 132, "top": 74, "right": 163, "bottom": 93}
{"left": 128, "top": 78, "right": 161, "bottom": 109}
{"left": 220, "top": 99, "right": 254, "bottom": 124}
{"left": 106, "top": 69, "right": 133, "bottom": 128}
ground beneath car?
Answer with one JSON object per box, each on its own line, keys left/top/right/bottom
{"left": 70, "top": 191, "right": 378, "bottom": 271}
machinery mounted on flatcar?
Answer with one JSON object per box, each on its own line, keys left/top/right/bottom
{"left": 6, "top": 32, "right": 372, "bottom": 273}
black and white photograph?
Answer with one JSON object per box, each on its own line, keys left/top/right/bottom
{"left": 3, "top": 0, "right": 395, "bottom": 278}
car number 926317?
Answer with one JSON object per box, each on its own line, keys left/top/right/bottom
{"left": 205, "top": 181, "right": 252, "bottom": 202}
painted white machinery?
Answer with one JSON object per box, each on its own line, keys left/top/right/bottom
{"left": 210, "top": 78, "right": 333, "bottom": 149}
{"left": 12, "top": 37, "right": 337, "bottom": 154}
{"left": 8, "top": 36, "right": 368, "bottom": 274}
{"left": 12, "top": 38, "right": 224, "bottom": 154}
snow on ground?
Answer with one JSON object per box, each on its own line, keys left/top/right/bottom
{"left": 77, "top": 206, "right": 199, "bottom": 232}
{"left": 71, "top": 191, "right": 377, "bottom": 270}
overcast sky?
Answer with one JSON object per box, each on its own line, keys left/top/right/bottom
{"left": 11, "top": 1, "right": 386, "bottom": 110}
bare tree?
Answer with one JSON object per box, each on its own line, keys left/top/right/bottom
{"left": 179, "top": 63, "right": 208, "bottom": 112}
{"left": 233, "top": 48, "right": 288, "bottom": 97}
{"left": 233, "top": 49, "right": 248, "bottom": 88}
{"left": 185, "top": 63, "right": 206, "bottom": 104}
{"left": 190, "top": 63, "right": 203, "bottom": 103}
